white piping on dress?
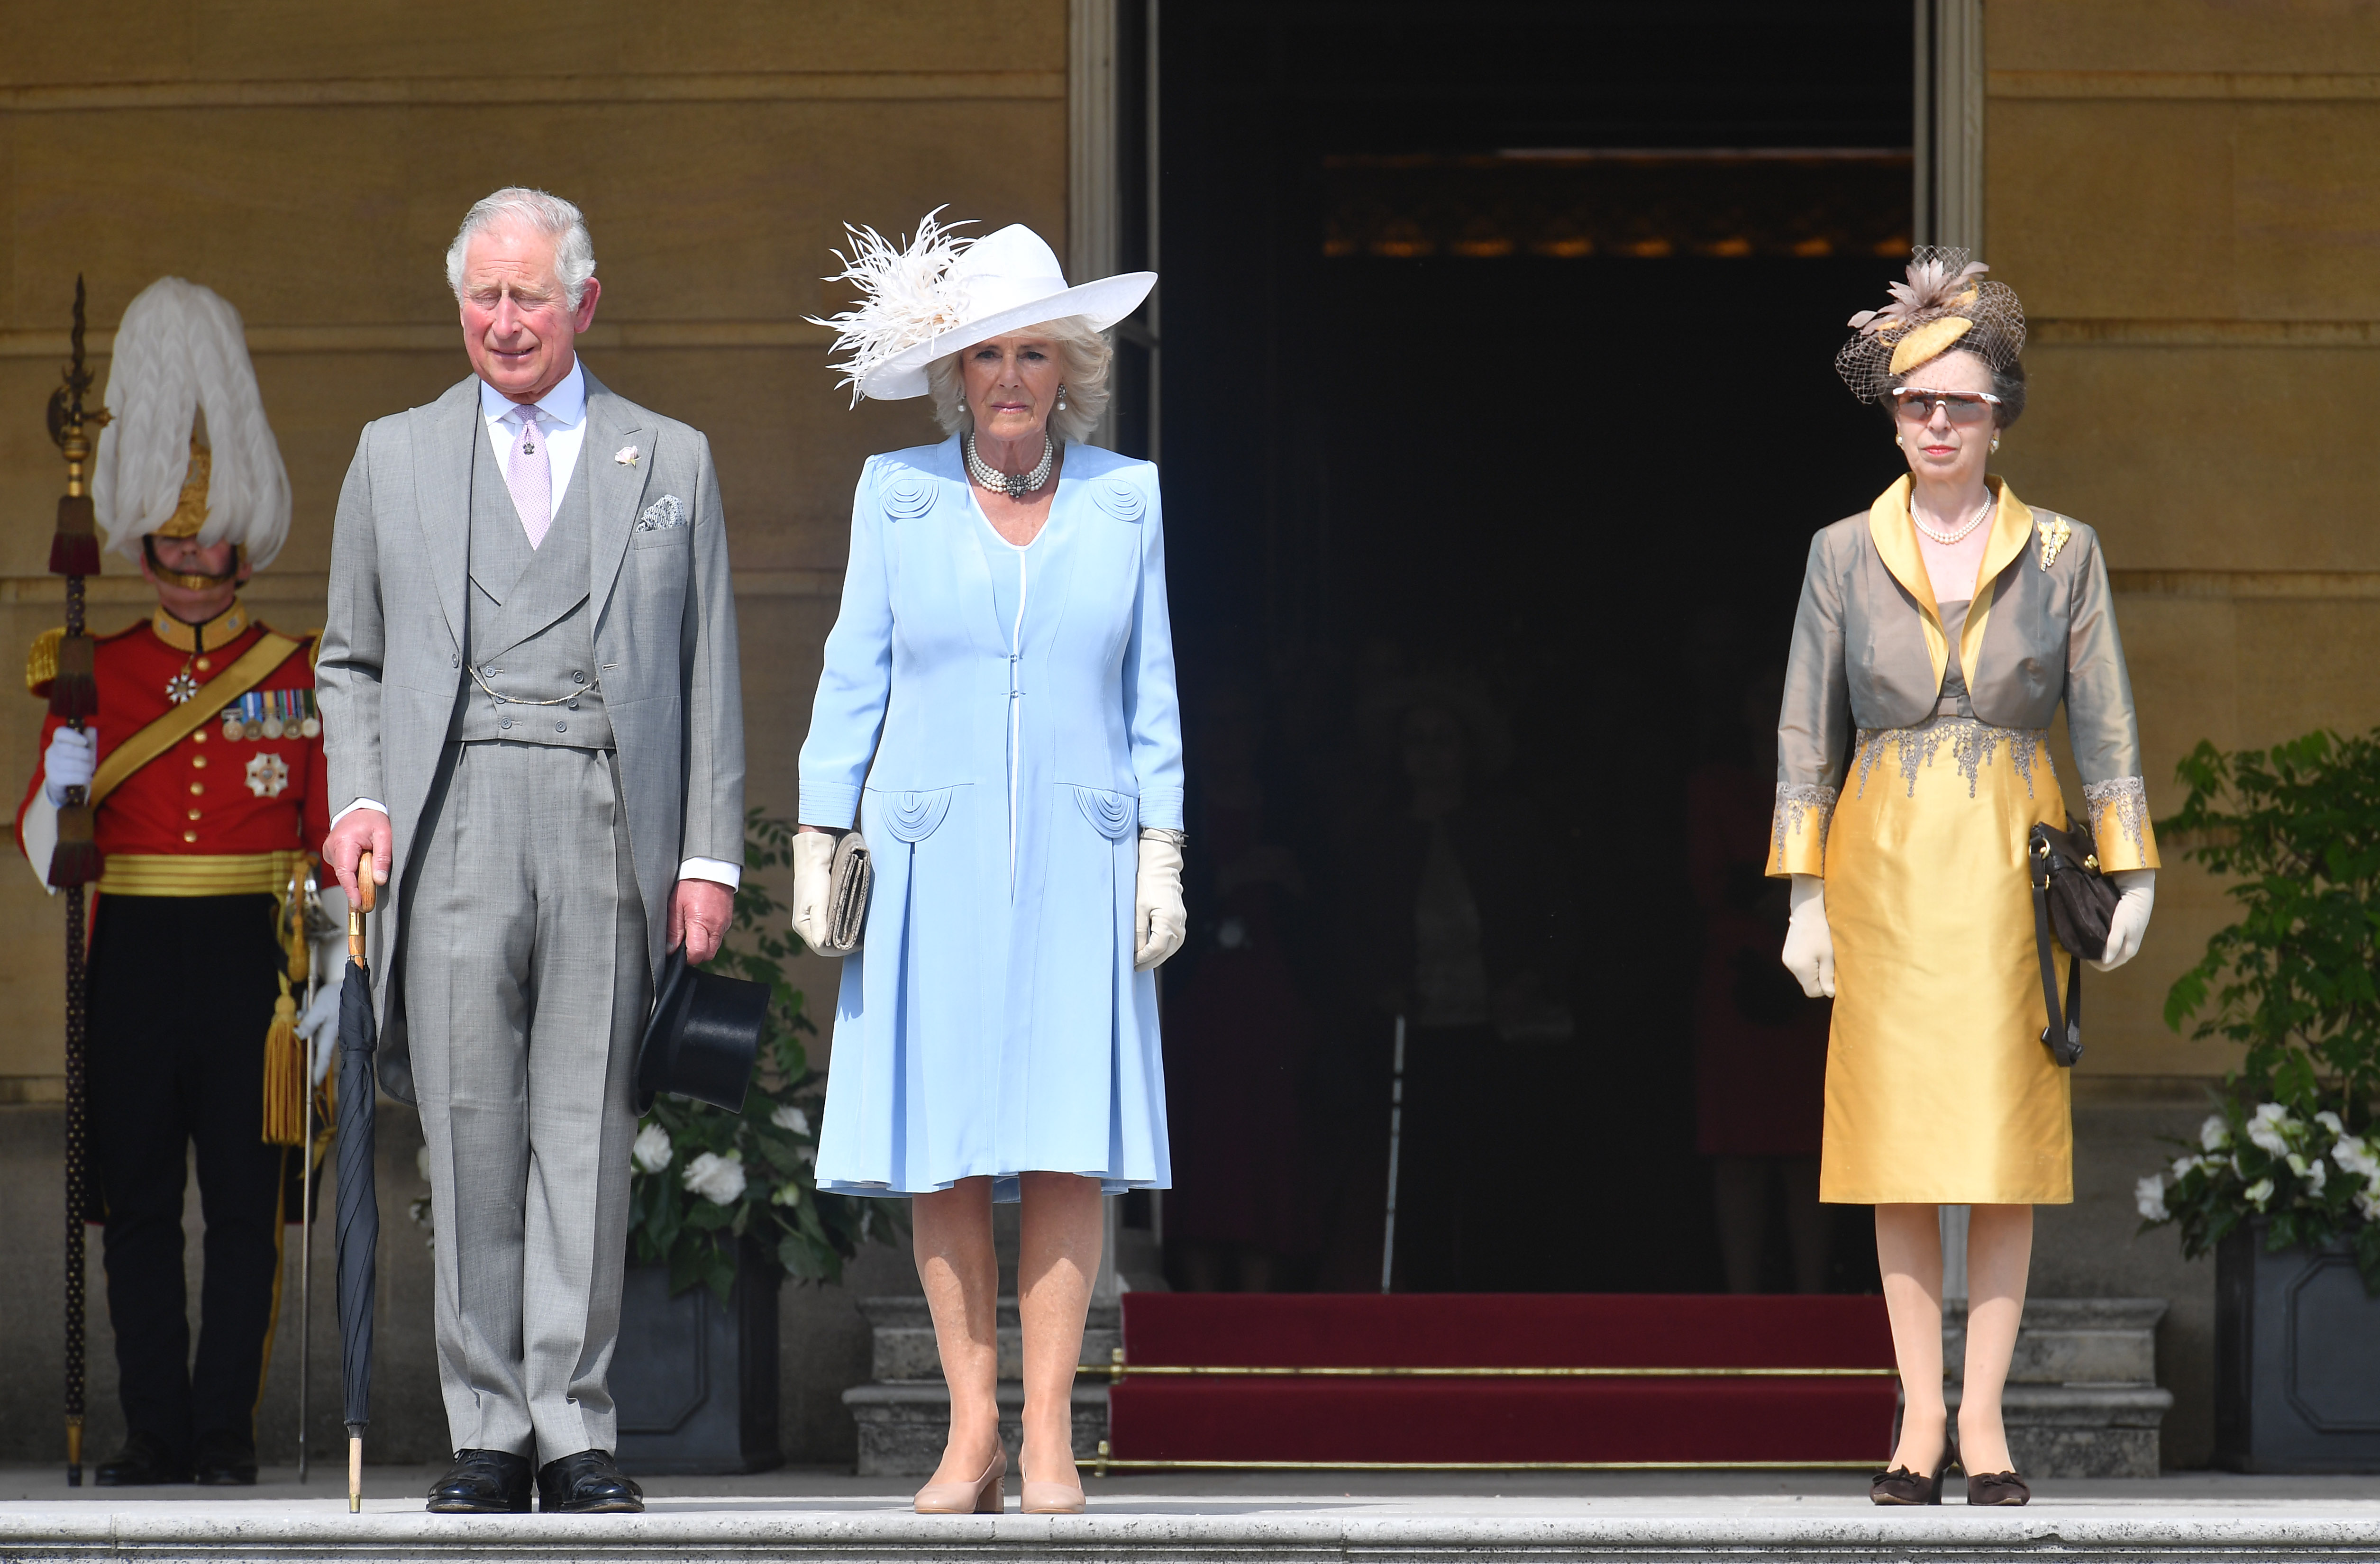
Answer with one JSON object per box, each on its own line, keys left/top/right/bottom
{"left": 1007, "top": 544, "right": 1027, "bottom": 887}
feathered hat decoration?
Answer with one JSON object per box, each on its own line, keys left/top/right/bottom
{"left": 91, "top": 277, "right": 291, "bottom": 569}
{"left": 808, "top": 209, "right": 1158, "bottom": 404}
{"left": 809, "top": 208, "right": 978, "bottom": 407}
{"left": 1835, "top": 246, "right": 2025, "bottom": 404}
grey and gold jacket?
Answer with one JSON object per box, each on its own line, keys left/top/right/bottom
{"left": 1768, "top": 476, "right": 2157, "bottom": 878}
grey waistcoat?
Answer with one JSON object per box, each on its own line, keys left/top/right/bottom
{"left": 456, "top": 432, "right": 613, "bottom": 749}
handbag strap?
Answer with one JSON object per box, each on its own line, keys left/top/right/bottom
{"left": 2029, "top": 835, "right": 2085, "bottom": 1067}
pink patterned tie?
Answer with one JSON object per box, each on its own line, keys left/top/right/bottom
{"left": 504, "top": 405, "right": 552, "bottom": 549}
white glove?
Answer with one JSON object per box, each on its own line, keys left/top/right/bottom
{"left": 2092, "top": 869, "right": 2155, "bottom": 972}
{"left": 295, "top": 982, "right": 344, "bottom": 1085}
{"left": 1781, "top": 873, "right": 1836, "bottom": 999}
{"left": 789, "top": 828, "right": 838, "bottom": 955}
{"left": 1133, "top": 833, "right": 1187, "bottom": 972}
{"left": 43, "top": 726, "right": 95, "bottom": 805}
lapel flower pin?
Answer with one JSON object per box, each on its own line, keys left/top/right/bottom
{"left": 614, "top": 445, "right": 641, "bottom": 467}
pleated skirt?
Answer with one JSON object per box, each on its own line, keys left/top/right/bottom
{"left": 1819, "top": 716, "right": 2074, "bottom": 1206}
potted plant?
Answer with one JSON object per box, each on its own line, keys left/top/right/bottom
{"left": 2133, "top": 730, "right": 2380, "bottom": 1472}
{"left": 611, "top": 812, "right": 901, "bottom": 1474}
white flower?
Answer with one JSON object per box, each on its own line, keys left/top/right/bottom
{"left": 2303, "top": 1158, "right": 2328, "bottom": 1197}
{"left": 2244, "top": 1177, "right": 2276, "bottom": 1209}
{"left": 2247, "top": 1104, "right": 2295, "bottom": 1158}
{"left": 2172, "top": 1154, "right": 2203, "bottom": 1181}
{"left": 2201, "top": 1115, "right": 2232, "bottom": 1152}
{"left": 2334, "top": 1136, "right": 2380, "bottom": 1182}
{"left": 416, "top": 1145, "right": 433, "bottom": 1183}
{"left": 2316, "top": 1110, "right": 2345, "bottom": 1137}
{"left": 632, "top": 1122, "right": 675, "bottom": 1174}
{"left": 682, "top": 1149, "right": 747, "bottom": 1205}
{"left": 614, "top": 444, "right": 641, "bottom": 466}
{"left": 2358, "top": 1187, "right": 2380, "bottom": 1224}
{"left": 772, "top": 1104, "right": 812, "bottom": 1137}
{"left": 772, "top": 1181, "right": 803, "bottom": 1208}
{"left": 2134, "top": 1174, "right": 2170, "bottom": 1222}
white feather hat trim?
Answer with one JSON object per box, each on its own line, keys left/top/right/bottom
{"left": 91, "top": 277, "right": 291, "bottom": 569}
{"left": 812, "top": 213, "right": 1156, "bottom": 403}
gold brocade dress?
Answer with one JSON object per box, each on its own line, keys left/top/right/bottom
{"left": 1819, "top": 598, "right": 2071, "bottom": 1205}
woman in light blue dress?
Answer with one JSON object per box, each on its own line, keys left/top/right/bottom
{"left": 792, "top": 217, "right": 1181, "bottom": 1516}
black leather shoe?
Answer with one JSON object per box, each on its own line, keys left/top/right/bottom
{"left": 193, "top": 1429, "right": 257, "bottom": 1486}
{"left": 427, "top": 1448, "right": 533, "bottom": 1514}
{"left": 537, "top": 1449, "right": 643, "bottom": 1514}
{"left": 95, "top": 1431, "right": 191, "bottom": 1486}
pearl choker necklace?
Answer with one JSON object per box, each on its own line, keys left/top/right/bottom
{"left": 1914, "top": 493, "right": 1995, "bottom": 546}
{"left": 966, "top": 432, "right": 1056, "bottom": 499}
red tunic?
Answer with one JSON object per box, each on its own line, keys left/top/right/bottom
{"left": 16, "top": 610, "right": 328, "bottom": 874}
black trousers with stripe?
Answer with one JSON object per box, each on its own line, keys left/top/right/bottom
{"left": 87, "top": 891, "right": 288, "bottom": 1458}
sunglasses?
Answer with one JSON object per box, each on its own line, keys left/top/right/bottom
{"left": 1889, "top": 388, "right": 2003, "bottom": 426}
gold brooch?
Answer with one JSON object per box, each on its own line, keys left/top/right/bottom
{"left": 2037, "top": 516, "right": 2071, "bottom": 571}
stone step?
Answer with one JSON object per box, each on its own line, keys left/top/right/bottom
{"left": 1, "top": 1496, "right": 2373, "bottom": 1560}
{"left": 1943, "top": 1297, "right": 2166, "bottom": 1385}
{"left": 859, "top": 1297, "right": 1122, "bottom": 1383}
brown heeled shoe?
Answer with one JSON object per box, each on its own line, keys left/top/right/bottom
{"left": 913, "top": 1446, "right": 1005, "bottom": 1515}
{"left": 1869, "top": 1428, "right": 1961, "bottom": 1506}
{"left": 1966, "top": 1469, "right": 2031, "bottom": 1506}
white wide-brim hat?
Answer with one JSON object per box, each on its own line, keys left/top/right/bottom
{"left": 814, "top": 215, "right": 1156, "bottom": 403}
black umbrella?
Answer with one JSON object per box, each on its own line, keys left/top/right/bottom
{"left": 334, "top": 853, "right": 378, "bottom": 1514}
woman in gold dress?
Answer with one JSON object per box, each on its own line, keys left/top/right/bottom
{"left": 1769, "top": 250, "right": 2158, "bottom": 1507}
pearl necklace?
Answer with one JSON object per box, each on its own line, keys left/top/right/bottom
{"left": 1913, "top": 492, "right": 1995, "bottom": 546}
{"left": 965, "top": 432, "right": 1056, "bottom": 499}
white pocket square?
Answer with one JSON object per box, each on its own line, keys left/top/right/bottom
{"left": 638, "top": 495, "right": 685, "bottom": 531}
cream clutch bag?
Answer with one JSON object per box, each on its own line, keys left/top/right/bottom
{"left": 818, "top": 831, "right": 872, "bottom": 956}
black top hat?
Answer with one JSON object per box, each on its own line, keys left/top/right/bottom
{"left": 634, "top": 946, "right": 769, "bottom": 1115}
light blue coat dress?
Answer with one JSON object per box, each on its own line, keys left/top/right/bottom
{"left": 801, "top": 435, "right": 1182, "bottom": 1201}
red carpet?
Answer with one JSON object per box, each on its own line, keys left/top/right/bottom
{"left": 1104, "top": 1294, "right": 1899, "bottom": 1468}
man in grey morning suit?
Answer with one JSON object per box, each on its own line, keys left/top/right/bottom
{"left": 317, "top": 189, "right": 744, "bottom": 1516}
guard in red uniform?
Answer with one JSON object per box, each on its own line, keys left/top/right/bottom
{"left": 15, "top": 278, "right": 324, "bottom": 1487}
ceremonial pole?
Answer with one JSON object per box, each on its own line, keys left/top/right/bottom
{"left": 44, "top": 278, "right": 108, "bottom": 1485}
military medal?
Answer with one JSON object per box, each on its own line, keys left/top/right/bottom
{"left": 165, "top": 670, "right": 199, "bottom": 704}
{"left": 245, "top": 750, "right": 289, "bottom": 798}
{"left": 219, "top": 705, "right": 243, "bottom": 742}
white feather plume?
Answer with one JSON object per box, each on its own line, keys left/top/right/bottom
{"left": 91, "top": 277, "right": 291, "bottom": 569}
{"left": 806, "top": 209, "right": 976, "bottom": 405}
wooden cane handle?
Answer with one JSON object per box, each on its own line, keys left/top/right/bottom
{"left": 356, "top": 849, "right": 376, "bottom": 915}
{"left": 347, "top": 849, "right": 374, "bottom": 961}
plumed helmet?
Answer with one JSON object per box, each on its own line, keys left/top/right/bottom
{"left": 91, "top": 277, "right": 291, "bottom": 569}
{"left": 1835, "top": 246, "right": 2025, "bottom": 403}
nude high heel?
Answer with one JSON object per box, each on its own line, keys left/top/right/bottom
{"left": 913, "top": 1447, "right": 1005, "bottom": 1514}
{"left": 1021, "top": 1473, "right": 1086, "bottom": 1515}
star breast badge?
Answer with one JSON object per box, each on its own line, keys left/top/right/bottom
{"left": 245, "top": 751, "right": 290, "bottom": 799}
{"left": 165, "top": 671, "right": 200, "bottom": 704}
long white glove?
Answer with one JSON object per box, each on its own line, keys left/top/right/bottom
{"left": 43, "top": 726, "right": 95, "bottom": 805}
{"left": 2092, "top": 869, "right": 2155, "bottom": 972}
{"left": 1781, "top": 873, "right": 1836, "bottom": 999}
{"left": 1133, "top": 833, "right": 1186, "bottom": 972}
{"left": 789, "top": 828, "right": 838, "bottom": 955}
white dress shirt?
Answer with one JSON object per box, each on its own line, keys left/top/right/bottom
{"left": 480, "top": 358, "right": 589, "bottom": 523}
{"left": 332, "top": 357, "right": 738, "bottom": 890}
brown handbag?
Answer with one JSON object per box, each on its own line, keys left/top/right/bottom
{"left": 2026, "top": 820, "right": 2119, "bottom": 1067}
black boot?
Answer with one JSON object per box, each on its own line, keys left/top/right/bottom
{"left": 96, "top": 1431, "right": 191, "bottom": 1486}
{"left": 426, "top": 1449, "right": 533, "bottom": 1514}
{"left": 193, "top": 1429, "right": 257, "bottom": 1486}
{"left": 537, "top": 1449, "right": 643, "bottom": 1513}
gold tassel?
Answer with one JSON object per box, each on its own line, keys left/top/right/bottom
{"left": 261, "top": 973, "right": 304, "bottom": 1147}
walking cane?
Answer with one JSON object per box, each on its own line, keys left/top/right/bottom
{"left": 43, "top": 279, "right": 108, "bottom": 1484}
{"left": 1380, "top": 1014, "right": 1406, "bottom": 1294}
{"left": 334, "top": 853, "right": 381, "bottom": 1513}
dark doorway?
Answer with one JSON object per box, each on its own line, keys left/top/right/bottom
{"left": 1153, "top": 4, "right": 1912, "bottom": 1295}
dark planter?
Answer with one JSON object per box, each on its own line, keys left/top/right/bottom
{"left": 611, "top": 1245, "right": 784, "bottom": 1475}
{"left": 2215, "top": 1218, "right": 2380, "bottom": 1472}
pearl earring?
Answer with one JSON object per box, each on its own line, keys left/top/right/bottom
{"left": 1895, "top": 435, "right": 1904, "bottom": 447}
{"left": 1990, "top": 436, "right": 2001, "bottom": 452}
{"left": 1055, "top": 383, "right": 1069, "bottom": 412}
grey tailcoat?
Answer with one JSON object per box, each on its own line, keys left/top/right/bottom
{"left": 317, "top": 371, "right": 745, "bottom": 1101}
